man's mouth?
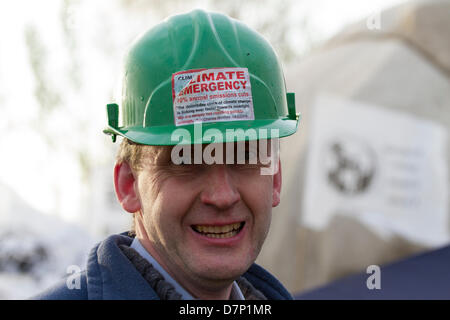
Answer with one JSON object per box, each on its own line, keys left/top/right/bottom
{"left": 191, "top": 222, "right": 245, "bottom": 239}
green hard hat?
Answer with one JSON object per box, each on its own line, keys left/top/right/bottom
{"left": 103, "top": 9, "right": 300, "bottom": 145}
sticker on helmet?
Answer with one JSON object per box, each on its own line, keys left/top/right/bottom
{"left": 172, "top": 67, "right": 255, "bottom": 126}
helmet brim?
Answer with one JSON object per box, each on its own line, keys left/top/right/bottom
{"left": 104, "top": 116, "right": 300, "bottom": 146}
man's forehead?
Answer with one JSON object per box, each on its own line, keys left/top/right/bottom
{"left": 140, "top": 140, "right": 272, "bottom": 164}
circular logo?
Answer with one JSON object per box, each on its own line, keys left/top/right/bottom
{"left": 323, "top": 136, "right": 377, "bottom": 195}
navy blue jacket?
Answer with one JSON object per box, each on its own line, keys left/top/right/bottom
{"left": 295, "top": 245, "right": 450, "bottom": 300}
{"left": 34, "top": 233, "right": 293, "bottom": 300}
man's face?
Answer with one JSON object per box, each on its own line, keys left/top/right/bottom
{"left": 123, "top": 141, "right": 281, "bottom": 289}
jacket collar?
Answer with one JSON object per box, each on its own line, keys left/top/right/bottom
{"left": 87, "top": 233, "right": 160, "bottom": 300}
{"left": 85, "top": 232, "right": 292, "bottom": 300}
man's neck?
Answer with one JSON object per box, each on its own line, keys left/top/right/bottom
{"left": 137, "top": 236, "right": 233, "bottom": 299}
{"left": 135, "top": 223, "right": 234, "bottom": 299}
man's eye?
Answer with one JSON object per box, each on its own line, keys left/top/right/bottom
{"left": 245, "top": 150, "right": 258, "bottom": 163}
{"left": 176, "top": 160, "right": 197, "bottom": 167}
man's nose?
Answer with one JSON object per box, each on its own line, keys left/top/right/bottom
{"left": 199, "top": 165, "right": 241, "bottom": 210}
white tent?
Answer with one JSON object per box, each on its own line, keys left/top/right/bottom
{"left": 257, "top": 0, "right": 450, "bottom": 294}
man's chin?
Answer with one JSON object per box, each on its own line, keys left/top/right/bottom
{"left": 193, "top": 261, "right": 252, "bottom": 283}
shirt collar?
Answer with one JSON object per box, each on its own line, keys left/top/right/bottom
{"left": 130, "top": 237, "right": 244, "bottom": 300}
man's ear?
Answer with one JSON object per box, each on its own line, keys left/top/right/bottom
{"left": 272, "top": 159, "right": 282, "bottom": 207}
{"left": 114, "top": 161, "right": 141, "bottom": 213}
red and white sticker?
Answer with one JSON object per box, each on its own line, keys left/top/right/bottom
{"left": 172, "top": 67, "right": 254, "bottom": 126}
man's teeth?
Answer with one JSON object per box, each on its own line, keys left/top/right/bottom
{"left": 193, "top": 222, "right": 242, "bottom": 238}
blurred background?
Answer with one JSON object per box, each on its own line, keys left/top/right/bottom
{"left": 0, "top": 0, "right": 448, "bottom": 299}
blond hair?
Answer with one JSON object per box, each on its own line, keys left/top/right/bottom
{"left": 116, "top": 138, "right": 147, "bottom": 172}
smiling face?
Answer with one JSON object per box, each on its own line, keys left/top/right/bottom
{"left": 114, "top": 141, "right": 281, "bottom": 298}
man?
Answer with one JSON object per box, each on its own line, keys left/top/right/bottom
{"left": 35, "top": 9, "right": 299, "bottom": 300}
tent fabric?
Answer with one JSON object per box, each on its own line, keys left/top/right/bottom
{"left": 295, "top": 244, "right": 450, "bottom": 299}
{"left": 256, "top": 0, "right": 450, "bottom": 295}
